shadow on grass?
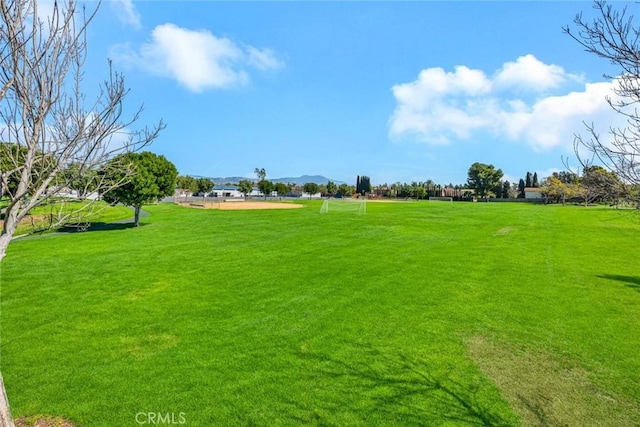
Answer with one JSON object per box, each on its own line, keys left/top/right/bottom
{"left": 289, "top": 344, "right": 514, "bottom": 426}
{"left": 58, "top": 221, "right": 147, "bottom": 233}
{"left": 57, "top": 209, "right": 151, "bottom": 233}
{"left": 598, "top": 274, "right": 640, "bottom": 292}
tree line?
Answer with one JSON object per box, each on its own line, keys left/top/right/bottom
{"left": 465, "top": 161, "right": 638, "bottom": 206}
{"left": 350, "top": 162, "right": 638, "bottom": 207}
{"left": 170, "top": 164, "right": 634, "bottom": 206}
{"left": 174, "top": 168, "right": 362, "bottom": 199}
{"left": 540, "top": 166, "right": 637, "bottom": 207}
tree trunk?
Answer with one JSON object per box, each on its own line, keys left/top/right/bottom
{"left": 134, "top": 206, "right": 141, "bottom": 227}
{"left": 0, "top": 234, "right": 11, "bottom": 263}
{"left": 0, "top": 373, "right": 14, "bottom": 427}
{"left": 0, "top": 208, "right": 18, "bottom": 261}
{"left": 0, "top": 220, "right": 16, "bottom": 427}
{"left": 0, "top": 219, "right": 12, "bottom": 426}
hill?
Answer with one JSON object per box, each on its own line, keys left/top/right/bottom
{"left": 272, "top": 175, "right": 347, "bottom": 185}
{"left": 208, "top": 175, "right": 347, "bottom": 185}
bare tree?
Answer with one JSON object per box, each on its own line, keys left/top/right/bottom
{"left": 564, "top": 1, "right": 640, "bottom": 207}
{"left": 0, "top": 0, "right": 164, "bottom": 424}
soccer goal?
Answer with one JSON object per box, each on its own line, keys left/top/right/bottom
{"left": 428, "top": 196, "right": 453, "bottom": 203}
{"left": 319, "top": 198, "right": 367, "bottom": 215}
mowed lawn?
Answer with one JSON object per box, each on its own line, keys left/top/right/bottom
{"left": 1, "top": 201, "right": 639, "bottom": 426}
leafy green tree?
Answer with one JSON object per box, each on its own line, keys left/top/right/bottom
{"left": 389, "top": 182, "right": 400, "bottom": 198}
{"left": 102, "top": 152, "right": 177, "bottom": 226}
{"left": 517, "top": 179, "right": 526, "bottom": 198}
{"left": 238, "top": 180, "right": 253, "bottom": 200}
{"left": 196, "top": 177, "right": 214, "bottom": 195}
{"left": 176, "top": 175, "right": 198, "bottom": 194}
{"left": 326, "top": 180, "right": 337, "bottom": 196}
{"left": 303, "top": 182, "right": 320, "bottom": 199}
{"left": 554, "top": 171, "right": 580, "bottom": 184}
{"left": 467, "top": 163, "right": 503, "bottom": 199}
{"left": 337, "top": 183, "right": 353, "bottom": 197}
{"left": 541, "top": 175, "right": 577, "bottom": 205}
{"left": 492, "top": 182, "right": 504, "bottom": 199}
{"left": 274, "top": 182, "right": 290, "bottom": 198}
{"left": 428, "top": 182, "right": 436, "bottom": 198}
{"left": 525, "top": 172, "right": 533, "bottom": 188}
{"left": 532, "top": 172, "right": 539, "bottom": 188}
{"left": 258, "top": 180, "right": 274, "bottom": 199}
{"left": 397, "top": 183, "right": 409, "bottom": 198}
{"left": 502, "top": 180, "right": 511, "bottom": 199}
{"left": 581, "top": 165, "right": 622, "bottom": 206}
{"left": 356, "top": 175, "right": 372, "bottom": 195}
{"left": 413, "top": 185, "right": 427, "bottom": 200}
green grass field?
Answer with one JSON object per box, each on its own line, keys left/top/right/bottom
{"left": 1, "top": 201, "right": 639, "bottom": 426}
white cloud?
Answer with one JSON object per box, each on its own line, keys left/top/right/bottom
{"left": 494, "top": 54, "right": 582, "bottom": 91}
{"left": 393, "top": 66, "right": 491, "bottom": 109}
{"left": 389, "top": 55, "right": 623, "bottom": 152}
{"left": 110, "top": 0, "right": 142, "bottom": 29}
{"left": 111, "top": 24, "right": 282, "bottom": 92}
{"left": 246, "top": 46, "right": 284, "bottom": 71}
{"left": 519, "top": 82, "right": 616, "bottom": 150}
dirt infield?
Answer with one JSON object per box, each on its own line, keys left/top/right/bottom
{"left": 176, "top": 201, "right": 304, "bottom": 210}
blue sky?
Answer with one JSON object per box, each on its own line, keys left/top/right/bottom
{"left": 82, "top": 1, "right": 625, "bottom": 185}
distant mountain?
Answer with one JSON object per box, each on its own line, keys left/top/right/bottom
{"left": 272, "top": 175, "right": 347, "bottom": 185}
{"left": 209, "top": 176, "right": 251, "bottom": 184}
{"left": 209, "top": 175, "right": 347, "bottom": 185}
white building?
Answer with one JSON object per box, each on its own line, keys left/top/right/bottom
{"left": 524, "top": 187, "right": 543, "bottom": 200}
{"left": 52, "top": 187, "right": 100, "bottom": 200}
{"left": 301, "top": 191, "right": 322, "bottom": 199}
{"left": 210, "top": 185, "right": 244, "bottom": 198}
{"left": 210, "top": 185, "right": 275, "bottom": 198}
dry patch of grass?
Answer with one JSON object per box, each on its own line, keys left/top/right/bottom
{"left": 118, "top": 334, "right": 181, "bottom": 360}
{"left": 494, "top": 226, "right": 515, "bottom": 235}
{"left": 467, "top": 336, "right": 640, "bottom": 426}
{"left": 15, "top": 416, "right": 76, "bottom": 427}
{"left": 124, "top": 280, "right": 170, "bottom": 300}
{"left": 0, "top": 214, "right": 53, "bottom": 230}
